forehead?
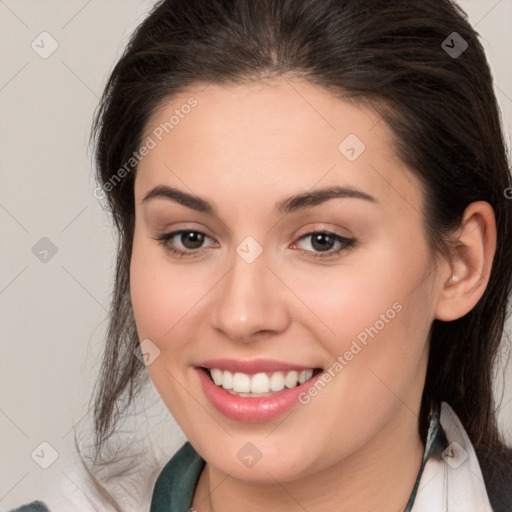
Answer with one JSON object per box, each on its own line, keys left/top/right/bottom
{"left": 135, "top": 77, "right": 424, "bottom": 218}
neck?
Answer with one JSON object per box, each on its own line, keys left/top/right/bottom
{"left": 192, "top": 407, "right": 426, "bottom": 512}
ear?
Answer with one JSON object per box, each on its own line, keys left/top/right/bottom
{"left": 434, "top": 201, "right": 497, "bottom": 321}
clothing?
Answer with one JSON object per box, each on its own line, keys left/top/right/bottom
{"left": 6, "top": 503, "right": 49, "bottom": 512}
{"left": 148, "top": 402, "right": 498, "bottom": 512}
{"left": 8, "top": 402, "right": 510, "bottom": 512}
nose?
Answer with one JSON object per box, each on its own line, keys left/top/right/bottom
{"left": 209, "top": 249, "right": 290, "bottom": 342}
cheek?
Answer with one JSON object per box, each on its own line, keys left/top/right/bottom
{"left": 289, "top": 243, "right": 430, "bottom": 343}
{"left": 129, "top": 234, "right": 209, "bottom": 348}
{"left": 129, "top": 235, "right": 206, "bottom": 422}
{"left": 280, "top": 237, "right": 434, "bottom": 409}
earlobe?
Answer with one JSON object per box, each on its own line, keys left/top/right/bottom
{"left": 434, "top": 201, "right": 496, "bottom": 322}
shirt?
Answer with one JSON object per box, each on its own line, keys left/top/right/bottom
{"left": 8, "top": 402, "right": 510, "bottom": 512}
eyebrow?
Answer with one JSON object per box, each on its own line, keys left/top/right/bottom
{"left": 141, "top": 184, "right": 377, "bottom": 215}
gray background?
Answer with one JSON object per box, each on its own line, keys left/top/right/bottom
{"left": 1, "top": 0, "right": 511, "bottom": 510}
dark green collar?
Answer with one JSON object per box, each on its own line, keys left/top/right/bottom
{"left": 150, "top": 441, "right": 205, "bottom": 512}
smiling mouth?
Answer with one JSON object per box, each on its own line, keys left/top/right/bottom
{"left": 200, "top": 367, "right": 323, "bottom": 397}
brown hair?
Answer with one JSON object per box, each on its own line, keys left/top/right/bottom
{"left": 86, "top": 0, "right": 512, "bottom": 507}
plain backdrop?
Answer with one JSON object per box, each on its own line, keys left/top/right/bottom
{"left": 1, "top": 0, "right": 511, "bottom": 510}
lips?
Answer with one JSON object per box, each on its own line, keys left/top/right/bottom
{"left": 195, "top": 358, "right": 324, "bottom": 421}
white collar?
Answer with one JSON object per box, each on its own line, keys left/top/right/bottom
{"left": 411, "top": 402, "right": 493, "bottom": 511}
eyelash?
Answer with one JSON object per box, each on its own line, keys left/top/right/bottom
{"left": 153, "top": 230, "right": 356, "bottom": 260}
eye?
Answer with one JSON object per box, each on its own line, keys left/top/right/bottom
{"left": 153, "top": 229, "right": 217, "bottom": 258}
{"left": 292, "top": 231, "right": 356, "bottom": 260}
{"left": 153, "top": 229, "right": 356, "bottom": 260}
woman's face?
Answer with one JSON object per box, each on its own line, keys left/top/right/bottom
{"left": 130, "top": 77, "right": 447, "bottom": 481}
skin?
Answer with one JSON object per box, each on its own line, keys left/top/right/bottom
{"left": 129, "top": 76, "right": 496, "bottom": 512}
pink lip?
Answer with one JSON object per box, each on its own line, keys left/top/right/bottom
{"left": 196, "top": 366, "right": 323, "bottom": 422}
{"left": 197, "top": 358, "right": 317, "bottom": 374}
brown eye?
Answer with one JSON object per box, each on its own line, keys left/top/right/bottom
{"left": 153, "top": 229, "right": 217, "bottom": 258}
{"left": 293, "top": 231, "right": 356, "bottom": 260}
{"left": 310, "top": 233, "right": 337, "bottom": 252}
{"left": 179, "top": 231, "right": 206, "bottom": 249}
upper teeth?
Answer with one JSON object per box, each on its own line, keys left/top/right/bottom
{"left": 208, "top": 368, "right": 314, "bottom": 393}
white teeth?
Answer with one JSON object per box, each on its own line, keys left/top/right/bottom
{"left": 207, "top": 368, "right": 316, "bottom": 394}
{"left": 221, "top": 370, "right": 233, "bottom": 390}
{"left": 250, "top": 372, "right": 269, "bottom": 393}
{"left": 284, "top": 370, "right": 299, "bottom": 388}
{"left": 269, "top": 372, "right": 285, "bottom": 391}
{"left": 232, "top": 372, "right": 251, "bottom": 392}
{"left": 211, "top": 368, "right": 223, "bottom": 386}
